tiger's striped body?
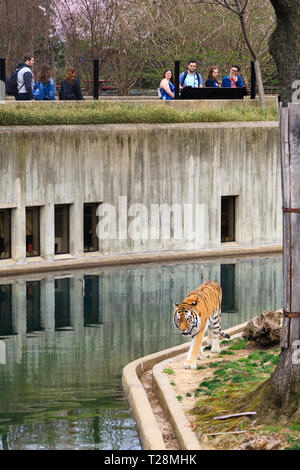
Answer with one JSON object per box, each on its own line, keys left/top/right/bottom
{"left": 173, "top": 281, "right": 230, "bottom": 369}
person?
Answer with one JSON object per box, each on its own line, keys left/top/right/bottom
{"left": 15, "top": 53, "right": 35, "bottom": 101}
{"left": 222, "top": 65, "right": 244, "bottom": 88}
{"left": 179, "top": 60, "right": 203, "bottom": 91}
{"left": 59, "top": 66, "right": 84, "bottom": 100}
{"left": 205, "top": 66, "right": 222, "bottom": 88}
{"left": 159, "top": 70, "right": 175, "bottom": 100}
{"left": 33, "top": 64, "right": 55, "bottom": 100}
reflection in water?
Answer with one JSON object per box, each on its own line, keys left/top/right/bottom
{"left": 221, "top": 264, "right": 236, "bottom": 313}
{"left": 27, "top": 282, "right": 42, "bottom": 333}
{"left": 0, "top": 256, "right": 282, "bottom": 450}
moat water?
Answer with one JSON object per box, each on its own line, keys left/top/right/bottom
{"left": 0, "top": 255, "right": 282, "bottom": 450}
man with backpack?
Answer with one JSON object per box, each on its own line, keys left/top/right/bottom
{"left": 179, "top": 60, "right": 203, "bottom": 92}
{"left": 6, "top": 53, "right": 35, "bottom": 100}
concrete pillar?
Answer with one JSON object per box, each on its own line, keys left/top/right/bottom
{"left": 40, "top": 203, "right": 54, "bottom": 260}
{"left": 70, "top": 201, "right": 83, "bottom": 258}
{"left": 11, "top": 178, "right": 26, "bottom": 263}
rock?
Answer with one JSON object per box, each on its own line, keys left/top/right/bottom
{"left": 242, "top": 309, "right": 282, "bottom": 346}
{"left": 234, "top": 436, "right": 281, "bottom": 450}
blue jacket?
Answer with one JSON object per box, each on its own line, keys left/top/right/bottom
{"left": 222, "top": 75, "right": 244, "bottom": 88}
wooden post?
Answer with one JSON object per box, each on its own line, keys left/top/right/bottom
{"left": 93, "top": 59, "right": 99, "bottom": 100}
{"left": 250, "top": 61, "right": 256, "bottom": 100}
{"left": 280, "top": 103, "right": 300, "bottom": 353}
{"left": 174, "top": 60, "right": 180, "bottom": 100}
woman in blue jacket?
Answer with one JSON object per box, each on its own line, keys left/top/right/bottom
{"left": 33, "top": 64, "right": 55, "bottom": 100}
{"left": 222, "top": 65, "right": 244, "bottom": 88}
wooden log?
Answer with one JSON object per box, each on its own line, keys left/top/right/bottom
{"left": 213, "top": 412, "right": 256, "bottom": 421}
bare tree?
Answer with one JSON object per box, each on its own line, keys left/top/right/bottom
{"left": 191, "top": 0, "right": 273, "bottom": 107}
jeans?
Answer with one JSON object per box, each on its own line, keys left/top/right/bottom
{"left": 15, "top": 93, "right": 32, "bottom": 101}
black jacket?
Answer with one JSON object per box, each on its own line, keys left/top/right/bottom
{"left": 59, "top": 77, "right": 83, "bottom": 100}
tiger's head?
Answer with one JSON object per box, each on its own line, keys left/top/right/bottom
{"left": 173, "top": 297, "right": 201, "bottom": 337}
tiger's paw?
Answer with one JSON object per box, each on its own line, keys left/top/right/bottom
{"left": 211, "top": 346, "right": 221, "bottom": 354}
{"left": 184, "top": 360, "right": 197, "bottom": 370}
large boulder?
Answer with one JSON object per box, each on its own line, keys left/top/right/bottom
{"left": 242, "top": 309, "right": 282, "bottom": 346}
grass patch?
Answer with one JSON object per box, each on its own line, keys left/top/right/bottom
{"left": 0, "top": 102, "right": 278, "bottom": 126}
{"left": 191, "top": 347, "right": 281, "bottom": 437}
{"left": 228, "top": 338, "right": 248, "bottom": 350}
{"left": 162, "top": 368, "right": 174, "bottom": 375}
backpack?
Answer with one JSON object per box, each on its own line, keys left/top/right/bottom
{"left": 181, "top": 70, "right": 202, "bottom": 87}
{"left": 5, "top": 66, "right": 25, "bottom": 96}
{"left": 33, "top": 81, "right": 45, "bottom": 100}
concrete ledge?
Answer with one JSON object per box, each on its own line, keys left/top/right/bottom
{"left": 0, "top": 244, "right": 282, "bottom": 278}
{"left": 122, "top": 322, "right": 248, "bottom": 450}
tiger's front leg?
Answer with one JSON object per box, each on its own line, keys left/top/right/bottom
{"left": 184, "top": 326, "right": 206, "bottom": 369}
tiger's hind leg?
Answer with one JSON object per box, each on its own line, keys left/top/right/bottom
{"left": 209, "top": 309, "right": 221, "bottom": 353}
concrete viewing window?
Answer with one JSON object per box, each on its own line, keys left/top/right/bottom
{"left": 84, "top": 203, "right": 99, "bottom": 252}
{"left": 55, "top": 205, "right": 70, "bottom": 255}
{"left": 0, "top": 209, "right": 11, "bottom": 259}
{"left": 221, "top": 196, "right": 236, "bottom": 243}
{"left": 26, "top": 207, "right": 40, "bottom": 257}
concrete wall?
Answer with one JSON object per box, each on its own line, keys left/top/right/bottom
{"left": 0, "top": 122, "right": 281, "bottom": 268}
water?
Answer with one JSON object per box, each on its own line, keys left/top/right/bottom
{"left": 0, "top": 255, "right": 282, "bottom": 450}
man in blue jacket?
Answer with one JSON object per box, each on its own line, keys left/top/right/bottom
{"left": 222, "top": 65, "right": 244, "bottom": 88}
{"left": 15, "top": 53, "right": 35, "bottom": 101}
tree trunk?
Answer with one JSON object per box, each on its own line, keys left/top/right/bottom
{"left": 253, "top": 59, "right": 266, "bottom": 108}
{"left": 257, "top": 103, "right": 300, "bottom": 423}
{"left": 254, "top": 0, "right": 300, "bottom": 423}
{"left": 269, "top": 0, "right": 300, "bottom": 105}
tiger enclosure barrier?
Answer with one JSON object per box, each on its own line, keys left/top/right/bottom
{"left": 122, "top": 322, "right": 248, "bottom": 450}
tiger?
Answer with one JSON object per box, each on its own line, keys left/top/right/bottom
{"left": 173, "top": 280, "right": 230, "bottom": 369}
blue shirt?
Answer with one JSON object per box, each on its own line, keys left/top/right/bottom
{"left": 179, "top": 71, "right": 203, "bottom": 88}
{"left": 160, "top": 81, "right": 175, "bottom": 100}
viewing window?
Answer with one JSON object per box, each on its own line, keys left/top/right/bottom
{"left": 221, "top": 197, "right": 236, "bottom": 243}
{"left": 26, "top": 207, "right": 40, "bottom": 257}
{"left": 55, "top": 205, "right": 70, "bottom": 254}
{"left": 84, "top": 203, "right": 99, "bottom": 252}
{"left": 0, "top": 209, "right": 11, "bottom": 259}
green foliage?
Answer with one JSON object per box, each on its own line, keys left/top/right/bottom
{"left": 228, "top": 338, "right": 248, "bottom": 350}
{"left": 176, "top": 395, "right": 183, "bottom": 402}
{"left": 0, "top": 102, "right": 278, "bottom": 126}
